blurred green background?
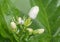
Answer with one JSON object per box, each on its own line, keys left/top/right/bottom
{"left": 11, "top": 0, "right": 31, "bottom": 14}
{"left": 0, "top": 0, "right": 60, "bottom": 42}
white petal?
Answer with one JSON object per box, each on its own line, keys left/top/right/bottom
{"left": 29, "top": 6, "right": 39, "bottom": 19}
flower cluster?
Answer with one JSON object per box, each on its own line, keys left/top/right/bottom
{"left": 10, "top": 6, "right": 44, "bottom": 38}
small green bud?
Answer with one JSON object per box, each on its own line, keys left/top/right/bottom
{"left": 16, "top": 29, "right": 20, "bottom": 34}
{"left": 24, "top": 18, "right": 32, "bottom": 27}
{"left": 33, "top": 30, "right": 38, "bottom": 34}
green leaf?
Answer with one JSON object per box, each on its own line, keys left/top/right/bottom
{"left": 0, "top": 0, "right": 21, "bottom": 42}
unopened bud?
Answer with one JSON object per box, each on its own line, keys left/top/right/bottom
{"left": 33, "top": 29, "right": 44, "bottom": 34}
{"left": 11, "top": 21, "right": 16, "bottom": 29}
{"left": 37, "top": 29, "right": 44, "bottom": 34}
{"left": 24, "top": 18, "right": 32, "bottom": 27}
{"left": 27, "top": 28, "right": 33, "bottom": 35}
{"left": 18, "top": 17, "right": 22, "bottom": 24}
{"left": 18, "top": 17, "right": 24, "bottom": 24}
{"left": 28, "top": 6, "right": 39, "bottom": 19}
{"left": 21, "top": 20, "right": 24, "bottom": 24}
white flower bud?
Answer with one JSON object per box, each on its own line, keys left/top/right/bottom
{"left": 27, "top": 28, "right": 33, "bottom": 35}
{"left": 11, "top": 21, "right": 16, "bottom": 29}
{"left": 33, "top": 28, "right": 44, "bottom": 34}
{"left": 18, "top": 17, "right": 24, "bottom": 24}
{"left": 18, "top": 17, "right": 22, "bottom": 24}
{"left": 37, "top": 29, "right": 44, "bottom": 34}
{"left": 28, "top": 6, "right": 39, "bottom": 19}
